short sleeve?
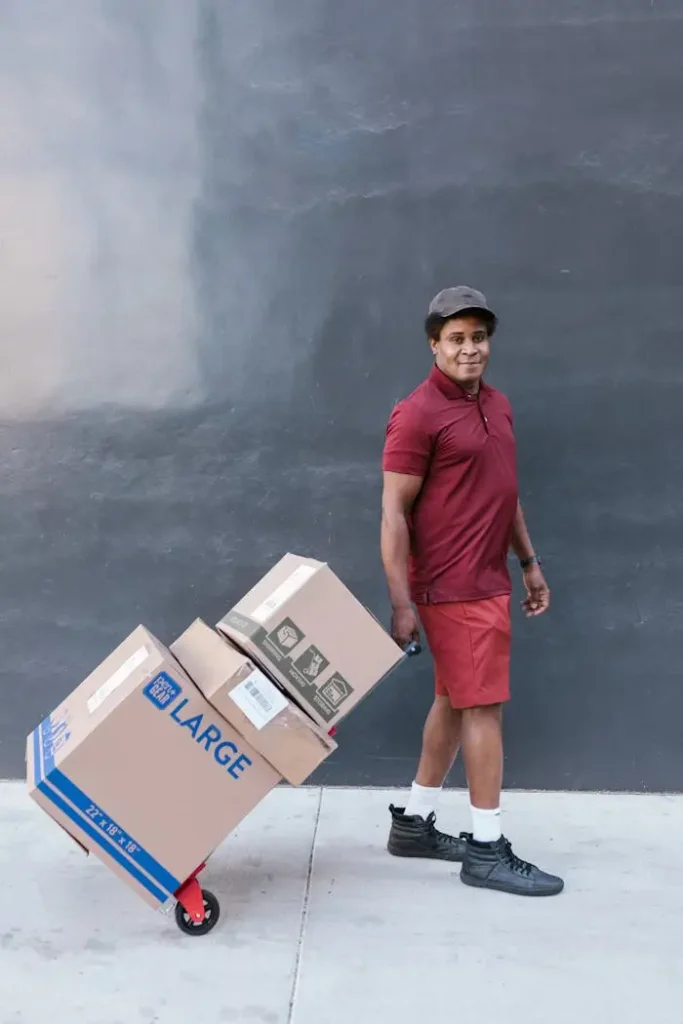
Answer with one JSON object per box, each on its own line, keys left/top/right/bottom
{"left": 382, "top": 401, "right": 433, "bottom": 477}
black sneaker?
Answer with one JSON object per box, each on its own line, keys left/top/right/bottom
{"left": 460, "top": 834, "right": 564, "bottom": 896}
{"left": 387, "top": 804, "right": 466, "bottom": 862}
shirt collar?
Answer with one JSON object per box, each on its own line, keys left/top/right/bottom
{"left": 428, "top": 363, "right": 488, "bottom": 400}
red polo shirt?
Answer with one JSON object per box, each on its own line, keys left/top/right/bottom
{"left": 382, "top": 365, "right": 518, "bottom": 604}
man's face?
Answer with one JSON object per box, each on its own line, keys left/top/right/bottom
{"left": 430, "top": 314, "right": 491, "bottom": 390}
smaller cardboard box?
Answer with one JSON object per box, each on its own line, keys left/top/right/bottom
{"left": 172, "top": 619, "right": 337, "bottom": 786}
{"left": 26, "top": 626, "right": 280, "bottom": 910}
{"left": 217, "top": 554, "right": 403, "bottom": 730}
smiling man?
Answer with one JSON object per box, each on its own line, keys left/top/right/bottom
{"left": 381, "top": 286, "right": 563, "bottom": 897}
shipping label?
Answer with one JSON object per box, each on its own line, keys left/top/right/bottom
{"left": 229, "top": 670, "right": 289, "bottom": 730}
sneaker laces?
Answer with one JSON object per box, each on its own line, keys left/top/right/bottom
{"left": 426, "top": 814, "right": 461, "bottom": 846}
{"left": 500, "top": 838, "right": 533, "bottom": 876}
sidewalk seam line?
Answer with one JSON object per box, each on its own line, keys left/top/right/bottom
{"left": 287, "top": 785, "right": 323, "bottom": 1024}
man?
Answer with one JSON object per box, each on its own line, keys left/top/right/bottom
{"left": 381, "top": 286, "right": 563, "bottom": 897}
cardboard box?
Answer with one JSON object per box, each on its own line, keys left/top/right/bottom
{"left": 171, "top": 619, "right": 337, "bottom": 786}
{"left": 26, "top": 626, "right": 280, "bottom": 909}
{"left": 216, "top": 554, "right": 403, "bottom": 730}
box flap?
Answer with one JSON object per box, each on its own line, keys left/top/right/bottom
{"left": 172, "top": 619, "right": 336, "bottom": 785}
{"left": 216, "top": 556, "right": 403, "bottom": 729}
{"left": 33, "top": 626, "right": 168, "bottom": 775}
{"left": 171, "top": 618, "right": 251, "bottom": 703}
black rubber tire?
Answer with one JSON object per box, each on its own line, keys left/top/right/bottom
{"left": 174, "top": 889, "right": 220, "bottom": 935}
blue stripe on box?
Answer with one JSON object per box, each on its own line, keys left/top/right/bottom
{"left": 36, "top": 780, "right": 168, "bottom": 903}
{"left": 49, "top": 768, "right": 180, "bottom": 894}
{"left": 32, "top": 726, "right": 42, "bottom": 785}
{"left": 36, "top": 720, "right": 180, "bottom": 900}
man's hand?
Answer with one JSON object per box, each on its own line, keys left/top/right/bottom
{"left": 391, "top": 605, "right": 421, "bottom": 648}
{"left": 522, "top": 564, "right": 550, "bottom": 617}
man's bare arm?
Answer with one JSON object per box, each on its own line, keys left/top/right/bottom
{"left": 381, "top": 471, "right": 423, "bottom": 628}
{"left": 510, "top": 499, "right": 550, "bottom": 616}
{"left": 510, "top": 500, "right": 536, "bottom": 562}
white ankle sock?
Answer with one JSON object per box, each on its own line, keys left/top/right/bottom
{"left": 405, "top": 781, "right": 441, "bottom": 820}
{"left": 470, "top": 805, "right": 502, "bottom": 843}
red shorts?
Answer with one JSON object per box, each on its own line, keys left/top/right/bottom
{"left": 417, "top": 596, "right": 511, "bottom": 709}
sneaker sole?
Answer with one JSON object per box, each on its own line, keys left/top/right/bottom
{"left": 460, "top": 871, "right": 564, "bottom": 897}
{"left": 387, "top": 844, "right": 465, "bottom": 863}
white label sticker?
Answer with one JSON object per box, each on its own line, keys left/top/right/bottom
{"left": 229, "top": 669, "right": 289, "bottom": 730}
{"left": 251, "top": 565, "right": 317, "bottom": 624}
{"left": 87, "top": 646, "right": 149, "bottom": 714}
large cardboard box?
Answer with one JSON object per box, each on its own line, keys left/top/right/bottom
{"left": 216, "top": 554, "right": 403, "bottom": 730}
{"left": 171, "top": 619, "right": 337, "bottom": 786}
{"left": 26, "top": 626, "right": 280, "bottom": 909}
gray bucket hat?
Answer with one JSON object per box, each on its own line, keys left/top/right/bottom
{"left": 428, "top": 286, "right": 497, "bottom": 330}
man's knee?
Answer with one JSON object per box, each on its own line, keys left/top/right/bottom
{"left": 431, "top": 694, "right": 462, "bottom": 720}
{"left": 462, "top": 703, "right": 503, "bottom": 723}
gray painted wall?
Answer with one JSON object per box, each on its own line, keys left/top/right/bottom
{"left": 2, "top": 1, "right": 682, "bottom": 789}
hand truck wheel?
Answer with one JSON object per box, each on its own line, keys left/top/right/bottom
{"left": 174, "top": 889, "right": 220, "bottom": 936}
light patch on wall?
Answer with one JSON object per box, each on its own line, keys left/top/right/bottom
{"left": 0, "top": 1, "right": 204, "bottom": 420}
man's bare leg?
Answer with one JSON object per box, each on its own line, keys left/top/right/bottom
{"left": 388, "top": 695, "right": 466, "bottom": 860}
{"left": 415, "top": 695, "right": 462, "bottom": 787}
{"left": 460, "top": 703, "right": 504, "bottom": 841}
{"left": 459, "top": 703, "right": 564, "bottom": 895}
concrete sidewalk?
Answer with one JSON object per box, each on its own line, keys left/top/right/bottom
{"left": 1, "top": 784, "right": 681, "bottom": 1024}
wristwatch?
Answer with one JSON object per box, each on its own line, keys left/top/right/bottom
{"left": 520, "top": 555, "right": 542, "bottom": 569}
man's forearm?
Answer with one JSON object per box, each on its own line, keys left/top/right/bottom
{"left": 381, "top": 510, "right": 412, "bottom": 609}
{"left": 510, "top": 500, "right": 536, "bottom": 562}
